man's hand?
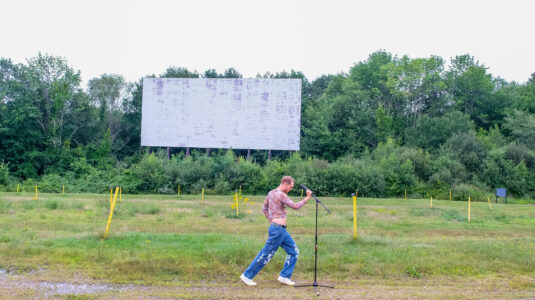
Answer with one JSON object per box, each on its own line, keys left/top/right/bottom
{"left": 306, "top": 189, "right": 312, "bottom": 198}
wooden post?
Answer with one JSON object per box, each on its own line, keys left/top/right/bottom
{"left": 450, "top": 189, "right": 452, "bottom": 201}
{"left": 405, "top": 189, "right": 407, "bottom": 200}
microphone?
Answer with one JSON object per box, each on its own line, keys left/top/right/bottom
{"left": 300, "top": 184, "right": 331, "bottom": 213}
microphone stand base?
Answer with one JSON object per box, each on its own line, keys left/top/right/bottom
{"left": 294, "top": 281, "right": 334, "bottom": 296}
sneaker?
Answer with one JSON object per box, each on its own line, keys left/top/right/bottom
{"left": 240, "top": 274, "right": 257, "bottom": 286}
{"left": 277, "top": 276, "right": 295, "bottom": 286}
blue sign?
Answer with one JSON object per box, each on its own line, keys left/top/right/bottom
{"left": 496, "top": 188, "right": 506, "bottom": 198}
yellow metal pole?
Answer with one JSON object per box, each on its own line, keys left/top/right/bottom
{"left": 34, "top": 185, "right": 38, "bottom": 200}
{"left": 235, "top": 190, "right": 239, "bottom": 216}
{"left": 487, "top": 196, "right": 492, "bottom": 209}
{"left": 178, "top": 185, "right": 180, "bottom": 197}
{"left": 17, "top": 184, "right": 19, "bottom": 193}
{"left": 430, "top": 196, "right": 433, "bottom": 208}
{"left": 62, "top": 185, "right": 65, "bottom": 195}
{"left": 202, "top": 188, "right": 204, "bottom": 205}
{"left": 301, "top": 189, "right": 303, "bottom": 197}
{"left": 450, "top": 189, "right": 452, "bottom": 201}
{"left": 468, "top": 196, "right": 471, "bottom": 222}
{"left": 104, "top": 187, "right": 120, "bottom": 239}
{"left": 353, "top": 190, "right": 358, "bottom": 239}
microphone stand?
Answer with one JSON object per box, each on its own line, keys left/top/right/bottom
{"left": 294, "top": 188, "right": 334, "bottom": 296}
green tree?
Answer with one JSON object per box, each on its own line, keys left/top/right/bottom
{"left": 503, "top": 110, "right": 535, "bottom": 148}
{"left": 87, "top": 74, "right": 133, "bottom": 155}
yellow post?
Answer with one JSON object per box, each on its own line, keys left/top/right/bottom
{"left": 110, "top": 188, "right": 113, "bottom": 207}
{"left": 468, "top": 196, "right": 471, "bottom": 222}
{"left": 450, "top": 189, "right": 452, "bottom": 201}
{"left": 34, "top": 185, "right": 38, "bottom": 200}
{"left": 178, "top": 185, "right": 180, "bottom": 197}
{"left": 487, "top": 196, "right": 492, "bottom": 209}
{"left": 119, "top": 187, "right": 122, "bottom": 202}
{"left": 405, "top": 189, "right": 407, "bottom": 200}
{"left": 239, "top": 185, "right": 242, "bottom": 196}
{"left": 301, "top": 189, "right": 303, "bottom": 197}
{"left": 202, "top": 188, "right": 204, "bottom": 205}
{"left": 235, "top": 190, "right": 239, "bottom": 216}
{"left": 17, "top": 184, "right": 19, "bottom": 193}
{"left": 104, "top": 187, "right": 120, "bottom": 239}
{"left": 430, "top": 196, "right": 433, "bottom": 208}
{"left": 353, "top": 190, "right": 358, "bottom": 239}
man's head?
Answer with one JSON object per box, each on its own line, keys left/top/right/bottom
{"left": 279, "top": 176, "right": 295, "bottom": 193}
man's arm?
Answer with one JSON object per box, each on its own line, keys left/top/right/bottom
{"left": 280, "top": 190, "right": 311, "bottom": 210}
{"left": 262, "top": 194, "right": 270, "bottom": 220}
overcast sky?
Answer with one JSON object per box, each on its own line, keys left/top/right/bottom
{"left": 2, "top": 0, "right": 534, "bottom": 87}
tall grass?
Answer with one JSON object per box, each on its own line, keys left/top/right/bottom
{"left": 0, "top": 192, "right": 534, "bottom": 284}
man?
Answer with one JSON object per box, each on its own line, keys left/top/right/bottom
{"left": 240, "top": 176, "right": 312, "bottom": 286}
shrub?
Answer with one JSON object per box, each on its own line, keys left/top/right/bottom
{"left": 0, "top": 162, "right": 9, "bottom": 187}
{"left": 452, "top": 184, "right": 490, "bottom": 201}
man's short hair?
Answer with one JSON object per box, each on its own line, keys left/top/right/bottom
{"left": 281, "top": 176, "right": 295, "bottom": 185}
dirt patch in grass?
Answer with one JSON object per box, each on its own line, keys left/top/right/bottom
{"left": 1, "top": 269, "right": 533, "bottom": 299}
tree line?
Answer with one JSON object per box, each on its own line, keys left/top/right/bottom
{"left": 1, "top": 51, "right": 535, "bottom": 198}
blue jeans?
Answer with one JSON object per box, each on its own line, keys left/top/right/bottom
{"left": 243, "top": 224, "right": 299, "bottom": 279}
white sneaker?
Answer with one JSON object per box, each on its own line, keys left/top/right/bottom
{"left": 240, "top": 274, "right": 257, "bottom": 286}
{"left": 277, "top": 276, "right": 295, "bottom": 286}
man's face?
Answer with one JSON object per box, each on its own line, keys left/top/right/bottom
{"left": 283, "top": 181, "right": 294, "bottom": 193}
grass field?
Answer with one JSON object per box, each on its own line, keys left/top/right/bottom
{"left": 0, "top": 191, "right": 534, "bottom": 298}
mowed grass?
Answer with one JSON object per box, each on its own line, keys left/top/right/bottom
{"left": 0, "top": 192, "right": 534, "bottom": 286}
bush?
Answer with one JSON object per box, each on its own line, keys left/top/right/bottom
{"left": 452, "top": 184, "right": 490, "bottom": 201}
{"left": 0, "top": 162, "right": 9, "bottom": 187}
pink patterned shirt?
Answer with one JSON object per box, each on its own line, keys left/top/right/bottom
{"left": 262, "top": 188, "right": 307, "bottom": 221}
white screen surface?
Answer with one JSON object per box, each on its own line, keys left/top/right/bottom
{"left": 141, "top": 78, "right": 301, "bottom": 150}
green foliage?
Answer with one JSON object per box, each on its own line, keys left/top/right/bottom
{"left": 452, "top": 184, "right": 490, "bottom": 201}
{"left": 0, "top": 162, "right": 9, "bottom": 186}
{"left": 406, "top": 111, "right": 474, "bottom": 151}
{"left": 1, "top": 51, "right": 535, "bottom": 198}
